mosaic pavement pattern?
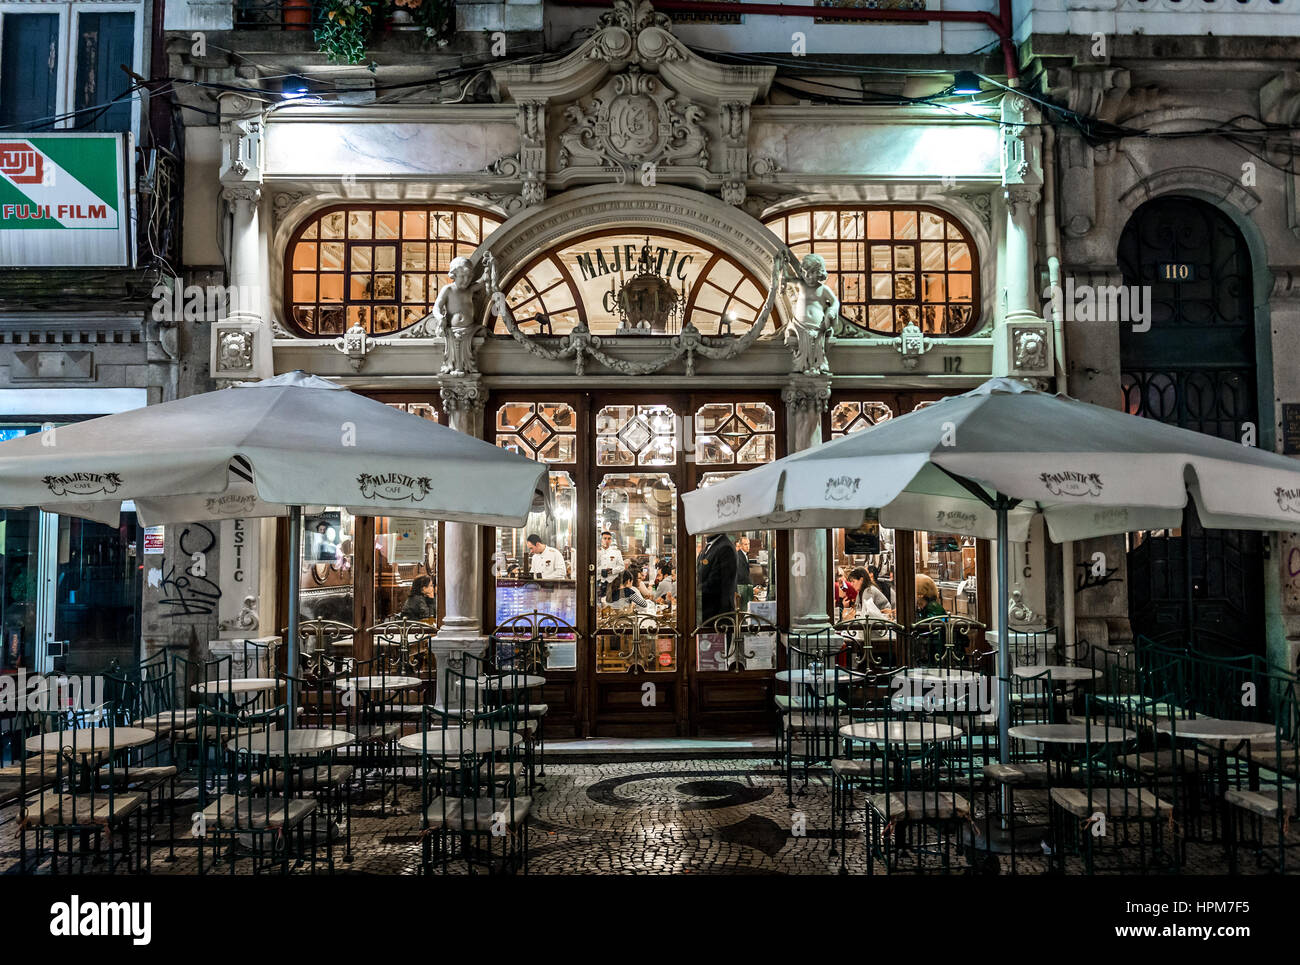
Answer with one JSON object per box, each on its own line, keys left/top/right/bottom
{"left": 1, "top": 757, "right": 1296, "bottom": 875}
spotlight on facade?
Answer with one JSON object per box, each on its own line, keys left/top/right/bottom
{"left": 948, "top": 71, "right": 983, "bottom": 96}
{"left": 281, "top": 74, "right": 311, "bottom": 99}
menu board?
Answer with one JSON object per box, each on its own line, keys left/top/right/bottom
{"left": 495, "top": 579, "right": 577, "bottom": 627}
{"left": 1283, "top": 403, "right": 1300, "bottom": 455}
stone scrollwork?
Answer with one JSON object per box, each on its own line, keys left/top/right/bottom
{"left": 486, "top": 250, "right": 783, "bottom": 377}
{"left": 557, "top": 67, "right": 708, "bottom": 174}
{"left": 894, "top": 321, "right": 935, "bottom": 371}
{"left": 332, "top": 322, "right": 396, "bottom": 373}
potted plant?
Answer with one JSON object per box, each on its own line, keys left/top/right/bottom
{"left": 283, "top": 0, "right": 313, "bottom": 31}
{"left": 411, "top": 0, "right": 455, "bottom": 44}
{"left": 315, "top": 0, "right": 381, "bottom": 64}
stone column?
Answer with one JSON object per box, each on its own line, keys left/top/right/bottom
{"left": 214, "top": 95, "right": 272, "bottom": 381}
{"left": 782, "top": 374, "right": 832, "bottom": 634}
{"left": 994, "top": 91, "right": 1048, "bottom": 381}
{"left": 434, "top": 375, "right": 489, "bottom": 708}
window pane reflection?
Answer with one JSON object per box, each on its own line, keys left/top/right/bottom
{"left": 300, "top": 508, "right": 355, "bottom": 625}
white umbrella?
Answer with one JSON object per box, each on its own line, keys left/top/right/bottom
{"left": 683, "top": 377, "right": 1300, "bottom": 762}
{"left": 0, "top": 371, "right": 549, "bottom": 710}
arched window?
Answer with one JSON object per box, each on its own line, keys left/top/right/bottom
{"left": 284, "top": 204, "right": 503, "bottom": 337}
{"left": 495, "top": 229, "right": 770, "bottom": 337}
{"left": 763, "top": 205, "right": 979, "bottom": 337}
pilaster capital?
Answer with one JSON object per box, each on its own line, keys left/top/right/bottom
{"left": 1004, "top": 185, "right": 1041, "bottom": 218}
{"left": 221, "top": 183, "right": 262, "bottom": 206}
{"left": 438, "top": 375, "right": 487, "bottom": 419}
{"left": 781, "top": 375, "right": 832, "bottom": 414}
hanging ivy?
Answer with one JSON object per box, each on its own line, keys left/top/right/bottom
{"left": 315, "top": 0, "right": 382, "bottom": 65}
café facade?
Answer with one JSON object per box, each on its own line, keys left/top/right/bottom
{"left": 150, "top": 0, "right": 1300, "bottom": 737}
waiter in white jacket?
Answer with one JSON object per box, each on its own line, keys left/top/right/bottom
{"left": 596, "top": 530, "right": 625, "bottom": 595}
{"left": 526, "top": 534, "right": 568, "bottom": 579}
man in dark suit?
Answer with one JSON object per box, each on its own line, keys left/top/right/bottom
{"left": 697, "top": 532, "right": 738, "bottom": 625}
{"left": 734, "top": 535, "right": 754, "bottom": 611}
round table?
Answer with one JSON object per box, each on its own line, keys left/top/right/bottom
{"left": 905, "top": 668, "right": 983, "bottom": 685}
{"left": 1154, "top": 718, "right": 1276, "bottom": 743}
{"left": 482, "top": 674, "right": 547, "bottom": 692}
{"left": 27, "top": 726, "right": 157, "bottom": 755}
{"left": 1008, "top": 724, "right": 1136, "bottom": 745}
{"left": 191, "top": 677, "right": 278, "bottom": 695}
{"left": 339, "top": 675, "right": 424, "bottom": 693}
{"left": 233, "top": 728, "right": 356, "bottom": 756}
{"left": 776, "top": 668, "right": 864, "bottom": 685}
{"left": 839, "top": 721, "right": 964, "bottom": 745}
{"left": 398, "top": 728, "right": 521, "bottom": 757}
{"left": 1012, "top": 665, "right": 1100, "bottom": 682}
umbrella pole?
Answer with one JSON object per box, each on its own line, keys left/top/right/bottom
{"left": 996, "top": 498, "right": 1011, "bottom": 767}
{"left": 287, "top": 505, "right": 302, "bottom": 726}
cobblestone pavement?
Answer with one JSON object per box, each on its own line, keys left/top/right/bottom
{"left": 1, "top": 757, "right": 1295, "bottom": 875}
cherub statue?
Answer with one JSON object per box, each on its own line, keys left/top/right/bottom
{"left": 783, "top": 252, "right": 839, "bottom": 375}
{"left": 432, "top": 255, "right": 491, "bottom": 376}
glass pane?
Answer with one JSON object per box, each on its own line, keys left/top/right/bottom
{"left": 74, "top": 13, "right": 134, "bottom": 132}
{"left": 293, "top": 243, "right": 317, "bottom": 271}
{"left": 299, "top": 509, "right": 355, "bottom": 625}
{"left": 596, "top": 473, "right": 676, "bottom": 672}
{"left": 375, "top": 210, "right": 400, "bottom": 239}
{"left": 0, "top": 506, "right": 41, "bottom": 670}
{"left": 374, "top": 516, "right": 437, "bottom": 623}
{"left": 914, "top": 532, "right": 977, "bottom": 617}
{"left": 493, "top": 472, "right": 577, "bottom": 632}
{"left": 52, "top": 512, "right": 141, "bottom": 673}
{"left": 832, "top": 513, "right": 897, "bottom": 624}
{"left": 348, "top": 211, "right": 373, "bottom": 238}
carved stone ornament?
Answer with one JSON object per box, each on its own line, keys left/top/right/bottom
{"left": 271, "top": 191, "right": 311, "bottom": 231}
{"left": 438, "top": 375, "right": 486, "bottom": 415}
{"left": 782, "top": 250, "right": 838, "bottom": 376}
{"left": 401, "top": 257, "right": 491, "bottom": 377}
{"left": 332, "top": 322, "right": 396, "bottom": 373}
{"left": 492, "top": 0, "right": 772, "bottom": 204}
{"left": 1008, "top": 320, "right": 1053, "bottom": 377}
{"left": 895, "top": 321, "right": 935, "bottom": 371}
{"left": 781, "top": 375, "right": 831, "bottom": 413}
{"left": 558, "top": 68, "right": 708, "bottom": 173}
{"left": 211, "top": 321, "right": 259, "bottom": 380}
{"left": 219, "top": 595, "right": 260, "bottom": 633}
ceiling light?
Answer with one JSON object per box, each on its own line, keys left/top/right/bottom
{"left": 949, "top": 71, "right": 982, "bottom": 96}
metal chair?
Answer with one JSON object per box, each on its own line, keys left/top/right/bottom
{"left": 195, "top": 702, "right": 331, "bottom": 874}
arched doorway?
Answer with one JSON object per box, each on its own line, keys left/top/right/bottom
{"left": 1118, "top": 196, "right": 1262, "bottom": 653}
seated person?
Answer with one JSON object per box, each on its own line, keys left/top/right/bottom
{"left": 915, "top": 573, "right": 946, "bottom": 618}
{"left": 868, "top": 565, "right": 894, "bottom": 607}
{"left": 400, "top": 574, "right": 436, "bottom": 621}
{"left": 842, "top": 567, "right": 889, "bottom": 622}
{"left": 654, "top": 563, "right": 676, "bottom": 605}
{"left": 607, "top": 568, "right": 655, "bottom": 612}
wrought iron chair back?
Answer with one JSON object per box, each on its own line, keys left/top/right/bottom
{"left": 909, "top": 614, "right": 986, "bottom": 671}
{"left": 692, "top": 609, "right": 779, "bottom": 672}
{"left": 596, "top": 612, "right": 679, "bottom": 675}
{"left": 490, "top": 609, "right": 579, "bottom": 675}
{"left": 282, "top": 618, "right": 356, "bottom": 676}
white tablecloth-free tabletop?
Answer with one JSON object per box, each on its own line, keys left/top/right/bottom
{"left": 232, "top": 728, "right": 356, "bottom": 756}
{"left": 397, "top": 728, "right": 522, "bottom": 757}
{"left": 776, "top": 668, "right": 864, "bottom": 685}
{"left": 839, "top": 721, "right": 964, "bottom": 745}
{"left": 339, "top": 675, "right": 424, "bottom": 693}
{"left": 1011, "top": 665, "right": 1101, "bottom": 682}
{"left": 1155, "top": 718, "right": 1277, "bottom": 743}
{"left": 191, "top": 677, "right": 278, "bottom": 695}
{"left": 27, "top": 726, "right": 157, "bottom": 755}
{"left": 1008, "top": 723, "right": 1136, "bottom": 745}
{"left": 482, "top": 674, "right": 547, "bottom": 692}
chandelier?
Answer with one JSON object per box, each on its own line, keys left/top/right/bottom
{"left": 612, "top": 238, "right": 687, "bottom": 334}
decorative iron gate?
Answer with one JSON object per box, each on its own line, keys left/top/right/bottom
{"left": 1118, "top": 198, "right": 1262, "bottom": 653}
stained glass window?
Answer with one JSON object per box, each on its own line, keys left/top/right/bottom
{"left": 285, "top": 205, "right": 502, "bottom": 337}
{"left": 764, "top": 206, "right": 979, "bottom": 337}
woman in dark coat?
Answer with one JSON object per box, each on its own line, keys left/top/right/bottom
{"left": 401, "top": 574, "right": 436, "bottom": 621}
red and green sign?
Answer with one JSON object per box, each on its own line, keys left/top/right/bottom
{"left": 0, "top": 133, "right": 131, "bottom": 266}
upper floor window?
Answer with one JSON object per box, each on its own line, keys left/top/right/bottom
{"left": 284, "top": 204, "right": 502, "bottom": 337}
{"left": 763, "top": 206, "right": 979, "bottom": 337}
{"left": 0, "top": 4, "right": 140, "bottom": 137}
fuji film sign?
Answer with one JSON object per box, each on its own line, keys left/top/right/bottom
{"left": 0, "top": 133, "right": 132, "bottom": 266}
